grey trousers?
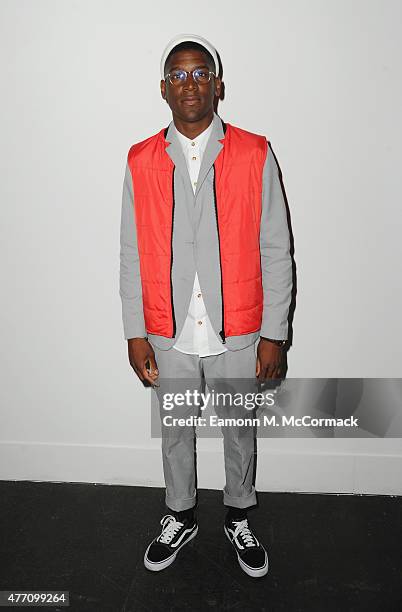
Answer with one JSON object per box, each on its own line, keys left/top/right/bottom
{"left": 149, "top": 340, "right": 259, "bottom": 512}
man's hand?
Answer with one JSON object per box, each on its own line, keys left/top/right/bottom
{"left": 256, "top": 338, "right": 284, "bottom": 381}
{"left": 127, "top": 338, "right": 159, "bottom": 387}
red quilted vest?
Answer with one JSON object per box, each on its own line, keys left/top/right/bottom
{"left": 127, "top": 120, "right": 268, "bottom": 340}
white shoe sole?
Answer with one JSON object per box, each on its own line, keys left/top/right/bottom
{"left": 224, "top": 525, "right": 269, "bottom": 578}
{"left": 144, "top": 524, "right": 199, "bottom": 572}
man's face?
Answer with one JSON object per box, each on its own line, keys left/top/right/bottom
{"left": 160, "top": 49, "right": 221, "bottom": 123}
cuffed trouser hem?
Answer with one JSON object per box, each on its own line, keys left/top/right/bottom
{"left": 223, "top": 485, "right": 257, "bottom": 509}
{"left": 165, "top": 492, "right": 197, "bottom": 512}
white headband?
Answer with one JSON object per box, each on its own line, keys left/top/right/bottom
{"left": 160, "top": 33, "right": 219, "bottom": 80}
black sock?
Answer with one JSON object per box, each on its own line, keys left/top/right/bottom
{"left": 168, "top": 506, "right": 195, "bottom": 524}
{"left": 226, "top": 506, "right": 248, "bottom": 522}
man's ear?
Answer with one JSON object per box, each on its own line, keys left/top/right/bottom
{"left": 160, "top": 79, "right": 166, "bottom": 100}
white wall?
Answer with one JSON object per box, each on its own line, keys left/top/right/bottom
{"left": 1, "top": 0, "right": 401, "bottom": 494}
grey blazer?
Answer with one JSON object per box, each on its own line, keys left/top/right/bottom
{"left": 119, "top": 112, "right": 292, "bottom": 351}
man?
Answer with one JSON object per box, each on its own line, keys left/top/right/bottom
{"left": 119, "top": 34, "right": 292, "bottom": 578}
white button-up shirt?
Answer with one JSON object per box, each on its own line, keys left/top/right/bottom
{"left": 172, "top": 119, "right": 227, "bottom": 357}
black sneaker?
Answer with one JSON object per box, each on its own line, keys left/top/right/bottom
{"left": 224, "top": 517, "right": 269, "bottom": 577}
{"left": 144, "top": 514, "right": 198, "bottom": 572}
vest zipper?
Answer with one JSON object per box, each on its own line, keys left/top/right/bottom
{"left": 170, "top": 166, "right": 176, "bottom": 337}
{"left": 213, "top": 164, "right": 226, "bottom": 343}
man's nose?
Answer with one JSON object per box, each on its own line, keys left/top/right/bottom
{"left": 184, "top": 73, "right": 198, "bottom": 90}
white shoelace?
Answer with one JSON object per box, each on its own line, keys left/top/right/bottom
{"left": 157, "top": 514, "right": 184, "bottom": 544}
{"left": 231, "top": 519, "right": 258, "bottom": 548}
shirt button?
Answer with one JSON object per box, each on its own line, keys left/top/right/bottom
{"left": 193, "top": 181, "right": 197, "bottom": 187}
{"left": 197, "top": 320, "right": 203, "bottom": 325}
{"left": 191, "top": 142, "right": 195, "bottom": 146}
{"left": 192, "top": 156, "right": 197, "bottom": 161}
{"left": 197, "top": 293, "right": 202, "bottom": 298}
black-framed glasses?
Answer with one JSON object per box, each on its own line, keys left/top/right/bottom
{"left": 164, "top": 68, "right": 216, "bottom": 86}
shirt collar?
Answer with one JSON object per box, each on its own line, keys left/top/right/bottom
{"left": 173, "top": 113, "right": 215, "bottom": 151}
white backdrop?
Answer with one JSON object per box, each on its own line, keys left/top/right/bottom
{"left": 1, "top": 0, "right": 401, "bottom": 494}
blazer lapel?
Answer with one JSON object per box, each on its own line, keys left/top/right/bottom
{"left": 164, "top": 121, "right": 194, "bottom": 196}
{"left": 194, "top": 112, "right": 225, "bottom": 199}
{"left": 163, "top": 113, "right": 226, "bottom": 234}
{"left": 164, "top": 121, "right": 196, "bottom": 228}
{"left": 164, "top": 112, "right": 226, "bottom": 200}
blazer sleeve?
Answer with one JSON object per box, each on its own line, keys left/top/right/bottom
{"left": 119, "top": 161, "right": 147, "bottom": 340}
{"left": 259, "top": 143, "right": 293, "bottom": 340}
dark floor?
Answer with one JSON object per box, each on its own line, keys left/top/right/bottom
{"left": 0, "top": 482, "right": 401, "bottom": 612}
